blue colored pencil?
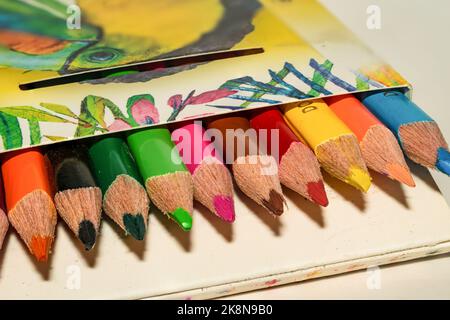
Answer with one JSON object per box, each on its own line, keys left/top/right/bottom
{"left": 360, "top": 90, "right": 450, "bottom": 175}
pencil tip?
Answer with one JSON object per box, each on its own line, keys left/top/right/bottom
{"left": 213, "top": 195, "right": 235, "bottom": 222}
{"left": 307, "top": 181, "right": 329, "bottom": 207}
{"left": 123, "top": 213, "right": 146, "bottom": 240}
{"left": 386, "top": 163, "right": 416, "bottom": 187}
{"left": 436, "top": 147, "right": 450, "bottom": 176}
{"left": 30, "top": 236, "right": 52, "bottom": 262}
{"left": 346, "top": 167, "right": 372, "bottom": 192}
{"left": 262, "top": 189, "right": 285, "bottom": 216}
{"left": 170, "top": 207, "right": 192, "bottom": 231}
{"left": 78, "top": 220, "right": 96, "bottom": 251}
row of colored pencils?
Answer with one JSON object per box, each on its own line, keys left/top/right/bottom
{"left": 0, "top": 90, "right": 448, "bottom": 261}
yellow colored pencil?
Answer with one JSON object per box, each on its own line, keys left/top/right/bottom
{"left": 281, "top": 99, "right": 372, "bottom": 192}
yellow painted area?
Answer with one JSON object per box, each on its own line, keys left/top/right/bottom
{"left": 78, "top": 0, "right": 222, "bottom": 52}
{"left": 236, "top": 6, "right": 307, "bottom": 49}
{"left": 282, "top": 99, "right": 353, "bottom": 150}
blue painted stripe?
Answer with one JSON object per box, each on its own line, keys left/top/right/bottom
{"left": 284, "top": 62, "right": 333, "bottom": 95}
{"left": 309, "top": 59, "right": 357, "bottom": 92}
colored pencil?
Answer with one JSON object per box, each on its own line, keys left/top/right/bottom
{"left": 361, "top": 90, "right": 450, "bottom": 175}
{"left": 207, "top": 116, "right": 285, "bottom": 216}
{"left": 0, "top": 176, "right": 8, "bottom": 251}
{"left": 1, "top": 149, "right": 57, "bottom": 261}
{"left": 88, "top": 137, "right": 149, "bottom": 240}
{"left": 127, "top": 128, "right": 194, "bottom": 231}
{"left": 282, "top": 99, "right": 372, "bottom": 192}
{"left": 326, "top": 95, "right": 415, "bottom": 187}
{"left": 47, "top": 144, "right": 102, "bottom": 251}
{"left": 250, "top": 108, "right": 329, "bottom": 206}
{"left": 172, "top": 122, "right": 235, "bottom": 222}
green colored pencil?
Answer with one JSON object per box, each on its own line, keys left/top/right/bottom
{"left": 127, "top": 128, "right": 194, "bottom": 231}
{"left": 88, "top": 137, "right": 150, "bottom": 240}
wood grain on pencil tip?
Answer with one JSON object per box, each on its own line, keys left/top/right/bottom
{"left": 250, "top": 108, "right": 328, "bottom": 206}
{"left": 1, "top": 149, "right": 57, "bottom": 262}
{"left": 47, "top": 145, "right": 102, "bottom": 251}
{"left": 282, "top": 99, "right": 372, "bottom": 193}
{"left": 361, "top": 90, "right": 450, "bottom": 176}
{"left": 326, "top": 95, "right": 415, "bottom": 187}
{"left": 128, "top": 128, "right": 194, "bottom": 231}
{"left": 207, "top": 116, "right": 285, "bottom": 216}
{"left": 89, "top": 137, "right": 149, "bottom": 240}
{"left": 173, "top": 122, "right": 235, "bottom": 222}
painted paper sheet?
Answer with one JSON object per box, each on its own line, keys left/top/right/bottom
{"left": 0, "top": 0, "right": 409, "bottom": 152}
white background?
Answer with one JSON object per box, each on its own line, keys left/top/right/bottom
{"left": 223, "top": 0, "right": 450, "bottom": 299}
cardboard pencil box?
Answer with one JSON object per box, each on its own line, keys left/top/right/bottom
{"left": 0, "top": 0, "right": 448, "bottom": 299}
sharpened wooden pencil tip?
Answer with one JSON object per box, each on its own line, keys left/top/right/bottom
{"left": 386, "top": 163, "right": 416, "bottom": 187}
{"left": 399, "top": 121, "right": 448, "bottom": 169}
{"left": 123, "top": 213, "right": 146, "bottom": 240}
{"left": 262, "top": 189, "right": 284, "bottom": 216}
{"left": 307, "top": 181, "right": 329, "bottom": 207}
{"left": 347, "top": 167, "right": 372, "bottom": 193}
{"left": 30, "top": 236, "right": 51, "bottom": 262}
{"left": 146, "top": 171, "right": 194, "bottom": 230}
{"left": 170, "top": 207, "right": 193, "bottom": 231}
{"left": 78, "top": 220, "right": 97, "bottom": 251}
{"left": 213, "top": 195, "right": 235, "bottom": 222}
{"left": 103, "top": 175, "right": 149, "bottom": 238}
{"left": 436, "top": 147, "right": 450, "bottom": 176}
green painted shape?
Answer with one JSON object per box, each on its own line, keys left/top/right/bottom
{"left": 0, "top": 1, "right": 98, "bottom": 41}
{"left": 356, "top": 76, "right": 370, "bottom": 90}
{"left": 88, "top": 136, "right": 144, "bottom": 194}
{"left": 28, "top": 119, "right": 41, "bottom": 145}
{"left": 0, "top": 112, "right": 23, "bottom": 149}
{"left": 0, "top": 106, "right": 68, "bottom": 123}
{"left": 127, "top": 128, "right": 187, "bottom": 180}
{"left": 307, "top": 60, "right": 333, "bottom": 97}
{"left": 75, "top": 97, "right": 98, "bottom": 137}
{"left": 40, "top": 102, "right": 77, "bottom": 118}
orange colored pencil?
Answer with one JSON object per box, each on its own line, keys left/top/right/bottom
{"left": 326, "top": 95, "right": 415, "bottom": 187}
{"left": 1, "top": 149, "right": 57, "bottom": 262}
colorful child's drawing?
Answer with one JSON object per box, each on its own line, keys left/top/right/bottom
{"left": 0, "top": 58, "right": 398, "bottom": 151}
{"left": 0, "top": 0, "right": 260, "bottom": 82}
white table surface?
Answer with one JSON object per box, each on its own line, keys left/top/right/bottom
{"left": 221, "top": 0, "right": 450, "bottom": 300}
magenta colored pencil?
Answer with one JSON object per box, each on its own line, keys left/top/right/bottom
{"left": 172, "top": 122, "right": 235, "bottom": 222}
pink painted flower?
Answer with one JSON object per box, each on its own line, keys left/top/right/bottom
{"left": 108, "top": 119, "right": 132, "bottom": 132}
{"left": 130, "top": 98, "right": 160, "bottom": 125}
{"left": 168, "top": 94, "right": 183, "bottom": 109}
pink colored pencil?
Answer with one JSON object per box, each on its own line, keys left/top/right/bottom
{"left": 172, "top": 122, "right": 235, "bottom": 222}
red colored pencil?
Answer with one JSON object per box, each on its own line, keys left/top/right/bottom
{"left": 250, "top": 108, "right": 328, "bottom": 206}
